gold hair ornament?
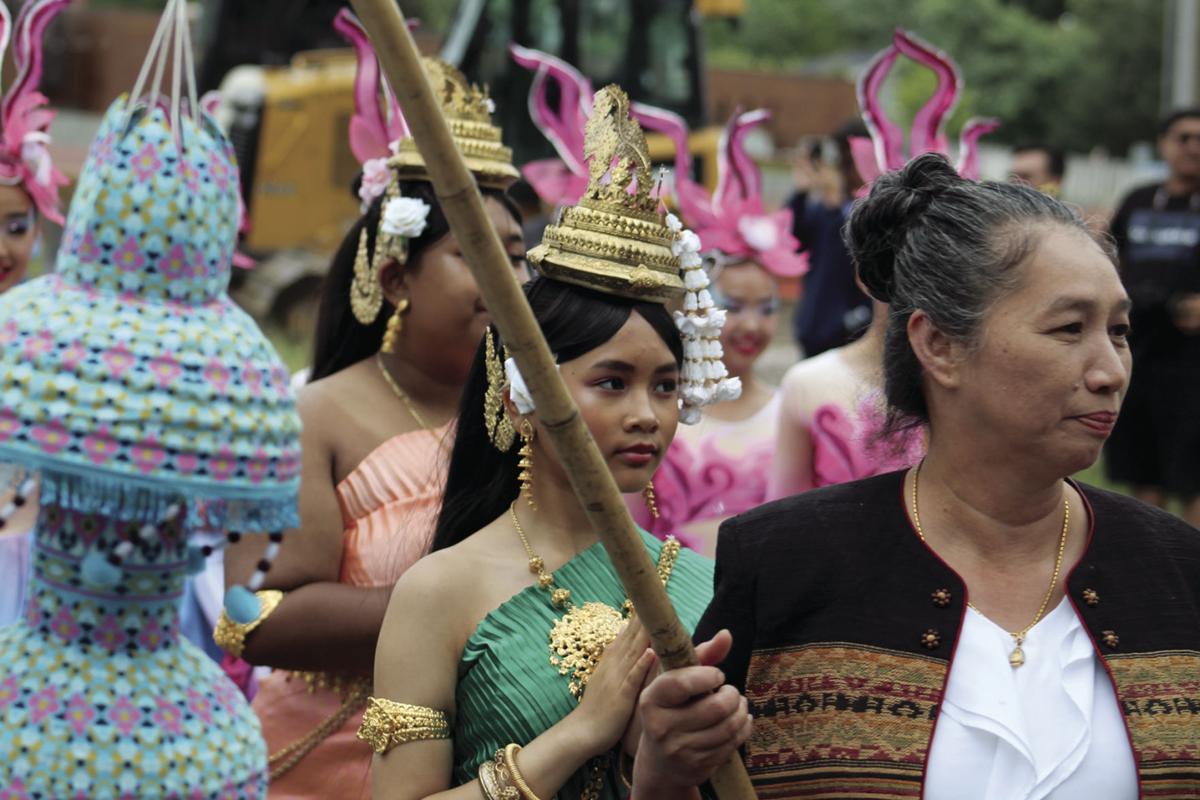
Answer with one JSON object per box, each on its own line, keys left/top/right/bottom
{"left": 483, "top": 329, "right": 517, "bottom": 451}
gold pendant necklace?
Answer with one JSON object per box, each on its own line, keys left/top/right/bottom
{"left": 910, "top": 463, "right": 1069, "bottom": 668}
{"left": 509, "top": 503, "right": 679, "bottom": 697}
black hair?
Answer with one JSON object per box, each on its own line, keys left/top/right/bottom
{"left": 431, "top": 276, "right": 683, "bottom": 551}
{"left": 309, "top": 181, "right": 522, "bottom": 381}
{"left": 1159, "top": 107, "right": 1200, "bottom": 137}
{"left": 1013, "top": 142, "right": 1066, "bottom": 181}
{"left": 845, "top": 153, "right": 1100, "bottom": 433}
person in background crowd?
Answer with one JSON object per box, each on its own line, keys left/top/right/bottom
{"left": 1010, "top": 142, "right": 1066, "bottom": 196}
{"left": 787, "top": 120, "right": 874, "bottom": 358}
{"left": 0, "top": 0, "right": 72, "bottom": 629}
{"left": 220, "top": 14, "right": 525, "bottom": 798}
{"left": 630, "top": 108, "right": 807, "bottom": 556}
{"left": 1104, "top": 107, "right": 1200, "bottom": 528}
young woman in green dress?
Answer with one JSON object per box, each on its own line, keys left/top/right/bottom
{"left": 360, "top": 85, "right": 742, "bottom": 800}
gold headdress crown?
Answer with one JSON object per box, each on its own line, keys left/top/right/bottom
{"left": 527, "top": 85, "right": 685, "bottom": 303}
{"left": 388, "top": 58, "right": 519, "bottom": 189}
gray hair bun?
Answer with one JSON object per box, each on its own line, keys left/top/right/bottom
{"left": 845, "top": 153, "right": 962, "bottom": 303}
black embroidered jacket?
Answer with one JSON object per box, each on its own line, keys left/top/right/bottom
{"left": 696, "top": 471, "right": 1200, "bottom": 799}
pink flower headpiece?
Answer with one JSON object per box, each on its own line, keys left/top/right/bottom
{"left": 0, "top": 0, "right": 71, "bottom": 225}
{"left": 333, "top": 9, "right": 414, "bottom": 210}
{"left": 512, "top": 46, "right": 805, "bottom": 278}
{"left": 649, "top": 106, "right": 807, "bottom": 279}
{"left": 510, "top": 44, "right": 693, "bottom": 209}
{"left": 851, "top": 29, "right": 999, "bottom": 188}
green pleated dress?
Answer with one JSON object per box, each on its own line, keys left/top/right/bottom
{"left": 453, "top": 530, "right": 714, "bottom": 799}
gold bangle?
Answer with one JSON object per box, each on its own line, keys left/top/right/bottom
{"left": 503, "top": 743, "right": 547, "bottom": 800}
{"left": 481, "top": 752, "right": 520, "bottom": 800}
{"left": 618, "top": 749, "right": 634, "bottom": 791}
{"left": 356, "top": 697, "right": 451, "bottom": 755}
{"left": 212, "top": 589, "right": 284, "bottom": 658}
{"left": 478, "top": 759, "right": 500, "bottom": 800}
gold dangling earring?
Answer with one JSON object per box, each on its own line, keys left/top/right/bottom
{"left": 518, "top": 418, "right": 536, "bottom": 510}
{"left": 643, "top": 480, "right": 660, "bottom": 520}
{"left": 380, "top": 297, "right": 409, "bottom": 354}
{"left": 349, "top": 227, "right": 383, "bottom": 325}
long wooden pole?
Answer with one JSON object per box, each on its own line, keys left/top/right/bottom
{"left": 348, "top": 2, "right": 756, "bottom": 797}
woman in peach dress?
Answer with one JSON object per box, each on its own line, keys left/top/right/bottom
{"left": 221, "top": 13, "right": 526, "bottom": 798}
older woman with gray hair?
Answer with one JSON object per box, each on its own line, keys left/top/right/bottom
{"left": 626, "top": 153, "right": 1200, "bottom": 800}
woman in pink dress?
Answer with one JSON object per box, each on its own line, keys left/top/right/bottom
{"left": 769, "top": 29, "right": 1001, "bottom": 499}
{"left": 631, "top": 108, "right": 809, "bottom": 555}
{"left": 220, "top": 13, "right": 526, "bottom": 798}
{"left": 0, "top": 0, "right": 71, "bottom": 628}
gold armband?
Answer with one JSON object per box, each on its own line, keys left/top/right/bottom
{"left": 212, "top": 589, "right": 284, "bottom": 659}
{"left": 356, "top": 697, "right": 450, "bottom": 755}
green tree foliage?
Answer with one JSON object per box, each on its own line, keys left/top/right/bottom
{"left": 704, "top": 0, "right": 1163, "bottom": 154}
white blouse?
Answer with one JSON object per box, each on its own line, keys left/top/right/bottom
{"left": 925, "top": 598, "right": 1138, "bottom": 800}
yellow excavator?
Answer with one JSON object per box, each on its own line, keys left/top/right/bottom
{"left": 212, "top": 0, "right": 744, "bottom": 335}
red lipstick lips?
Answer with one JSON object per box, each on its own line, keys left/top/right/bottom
{"left": 616, "top": 443, "right": 658, "bottom": 467}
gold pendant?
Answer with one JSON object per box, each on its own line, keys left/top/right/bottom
{"left": 549, "top": 601, "right": 628, "bottom": 699}
{"left": 1009, "top": 640, "right": 1026, "bottom": 668}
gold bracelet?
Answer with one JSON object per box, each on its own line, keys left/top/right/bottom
{"left": 503, "top": 743, "right": 547, "bottom": 800}
{"left": 212, "top": 589, "right": 284, "bottom": 658}
{"left": 618, "top": 749, "right": 634, "bottom": 791}
{"left": 356, "top": 697, "right": 451, "bottom": 755}
{"left": 478, "top": 759, "right": 500, "bottom": 800}
{"left": 480, "top": 751, "right": 520, "bottom": 800}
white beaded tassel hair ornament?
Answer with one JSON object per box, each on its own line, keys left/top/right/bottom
{"left": 667, "top": 212, "right": 741, "bottom": 423}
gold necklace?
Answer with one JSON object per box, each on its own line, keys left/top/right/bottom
{"left": 509, "top": 503, "right": 679, "bottom": 696}
{"left": 910, "top": 463, "right": 1069, "bottom": 668}
{"left": 375, "top": 352, "right": 433, "bottom": 431}
{"left": 509, "top": 504, "right": 679, "bottom": 800}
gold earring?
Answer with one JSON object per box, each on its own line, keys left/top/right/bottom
{"left": 518, "top": 418, "right": 536, "bottom": 509}
{"left": 643, "top": 481, "right": 660, "bottom": 520}
{"left": 483, "top": 331, "right": 516, "bottom": 451}
{"left": 380, "top": 298, "right": 409, "bottom": 354}
{"left": 350, "top": 227, "right": 383, "bottom": 325}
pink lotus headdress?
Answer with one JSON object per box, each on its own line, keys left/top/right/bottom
{"left": 659, "top": 106, "right": 807, "bottom": 278}
{"left": 334, "top": 9, "right": 410, "bottom": 209}
{"left": 0, "top": 0, "right": 70, "bottom": 225}
{"left": 511, "top": 44, "right": 695, "bottom": 208}
{"left": 851, "top": 29, "right": 999, "bottom": 187}
{"left": 512, "top": 45, "right": 805, "bottom": 278}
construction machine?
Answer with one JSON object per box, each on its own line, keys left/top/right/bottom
{"left": 209, "top": 0, "right": 743, "bottom": 339}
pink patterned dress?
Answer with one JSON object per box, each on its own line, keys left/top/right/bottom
{"left": 633, "top": 394, "right": 780, "bottom": 557}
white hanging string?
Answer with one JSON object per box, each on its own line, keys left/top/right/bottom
{"left": 128, "top": 2, "right": 174, "bottom": 115}
{"left": 126, "top": 0, "right": 199, "bottom": 136}
{"left": 170, "top": 0, "right": 184, "bottom": 133}
{"left": 0, "top": 3, "right": 13, "bottom": 102}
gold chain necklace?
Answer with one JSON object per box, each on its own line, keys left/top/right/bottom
{"left": 375, "top": 352, "right": 433, "bottom": 431}
{"left": 910, "top": 463, "right": 1069, "bottom": 668}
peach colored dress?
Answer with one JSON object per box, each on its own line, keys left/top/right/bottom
{"left": 253, "top": 424, "right": 451, "bottom": 799}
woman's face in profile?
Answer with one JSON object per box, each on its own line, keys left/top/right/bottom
{"left": 954, "top": 226, "right": 1132, "bottom": 475}
{"left": 0, "top": 185, "right": 37, "bottom": 294}
{"left": 397, "top": 196, "right": 527, "bottom": 385}
{"left": 534, "top": 313, "right": 680, "bottom": 494}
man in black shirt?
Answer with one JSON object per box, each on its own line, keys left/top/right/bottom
{"left": 1105, "top": 108, "right": 1200, "bottom": 527}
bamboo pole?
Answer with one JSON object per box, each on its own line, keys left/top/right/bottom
{"left": 348, "top": 2, "right": 757, "bottom": 798}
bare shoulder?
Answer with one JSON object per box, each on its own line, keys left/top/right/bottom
{"left": 382, "top": 514, "right": 517, "bottom": 647}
